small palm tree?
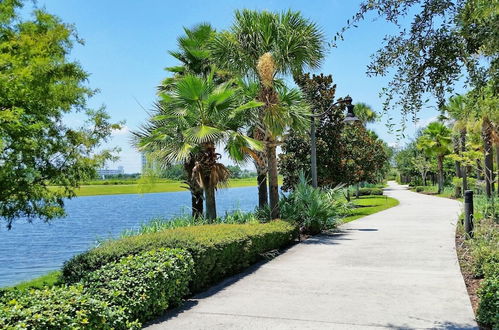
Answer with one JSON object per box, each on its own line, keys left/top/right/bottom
{"left": 211, "top": 9, "right": 325, "bottom": 218}
{"left": 135, "top": 73, "right": 262, "bottom": 220}
{"left": 417, "top": 122, "right": 453, "bottom": 194}
{"left": 353, "top": 103, "right": 378, "bottom": 124}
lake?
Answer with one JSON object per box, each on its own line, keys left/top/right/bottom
{"left": 0, "top": 186, "right": 259, "bottom": 287}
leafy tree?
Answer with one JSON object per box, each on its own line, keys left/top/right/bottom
{"left": 134, "top": 73, "right": 262, "bottom": 220}
{"left": 0, "top": 1, "right": 119, "bottom": 228}
{"left": 412, "top": 154, "right": 433, "bottom": 186}
{"left": 417, "top": 122, "right": 453, "bottom": 193}
{"left": 280, "top": 74, "right": 345, "bottom": 190}
{"left": 280, "top": 75, "right": 389, "bottom": 190}
{"left": 211, "top": 9, "right": 325, "bottom": 218}
{"left": 336, "top": 0, "right": 498, "bottom": 128}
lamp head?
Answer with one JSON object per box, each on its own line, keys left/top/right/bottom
{"left": 343, "top": 96, "right": 359, "bottom": 123}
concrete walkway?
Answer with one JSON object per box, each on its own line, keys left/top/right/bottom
{"left": 147, "top": 182, "right": 477, "bottom": 329}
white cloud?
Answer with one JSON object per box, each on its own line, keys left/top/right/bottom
{"left": 111, "top": 125, "right": 130, "bottom": 136}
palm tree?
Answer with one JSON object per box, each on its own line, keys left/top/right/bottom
{"left": 417, "top": 122, "right": 453, "bottom": 194}
{"left": 211, "top": 9, "right": 325, "bottom": 218}
{"left": 444, "top": 94, "right": 470, "bottom": 194}
{"left": 134, "top": 73, "right": 262, "bottom": 220}
{"left": 353, "top": 103, "right": 378, "bottom": 124}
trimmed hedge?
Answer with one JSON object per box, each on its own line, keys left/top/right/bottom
{"left": 0, "top": 248, "right": 193, "bottom": 329}
{"left": 84, "top": 248, "right": 193, "bottom": 325}
{"left": 358, "top": 187, "right": 383, "bottom": 196}
{"left": 0, "top": 285, "right": 137, "bottom": 329}
{"left": 62, "top": 221, "right": 297, "bottom": 293}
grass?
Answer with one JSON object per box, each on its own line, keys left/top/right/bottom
{"left": 6, "top": 271, "right": 61, "bottom": 290}
{"left": 342, "top": 195, "right": 400, "bottom": 223}
{"left": 49, "top": 177, "right": 276, "bottom": 197}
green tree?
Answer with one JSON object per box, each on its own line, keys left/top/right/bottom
{"left": 337, "top": 0, "right": 498, "bottom": 119}
{"left": 154, "top": 24, "right": 219, "bottom": 217}
{"left": 0, "top": 1, "right": 120, "bottom": 228}
{"left": 211, "top": 9, "right": 325, "bottom": 218}
{"left": 417, "top": 122, "right": 453, "bottom": 194}
{"left": 134, "top": 73, "right": 262, "bottom": 220}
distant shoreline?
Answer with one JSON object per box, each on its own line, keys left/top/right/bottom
{"left": 49, "top": 178, "right": 264, "bottom": 197}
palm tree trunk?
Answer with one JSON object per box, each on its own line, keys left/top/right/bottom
{"left": 461, "top": 128, "right": 468, "bottom": 192}
{"left": 453, "top": 136, "right": 462, "bottom": 197}
{"left": 253, "top": 153, "right": 268, "bottom": 208}
{"left": 483, "top": 117, "right": 493, "bottom": 198}
{"left": 257, "top": 169, "right": 268, "bottom": 208}
{"left": 267, "top": 140, "right": 280, "bottom": 219}
{"left": 437, "top": 155, "right": 444, "bottom": 194}
{"left": 184, "top": 159, "right": 203, "bottom": 218}
{"left": 204, "top": 183, "right": 217, "bottom": 220}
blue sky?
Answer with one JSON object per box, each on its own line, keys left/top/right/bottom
{"left": 30, "top": 0, "right": 442, "bottom": 173}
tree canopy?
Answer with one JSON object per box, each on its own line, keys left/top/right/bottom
{"left": 0, "top": 1, "right": 119, "bottom": 228}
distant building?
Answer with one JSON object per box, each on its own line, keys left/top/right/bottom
{"left": 141, "top": 153, "right": 147, "bottom": 173}
{"left": 97, "top": 166, "right": 124, "bottom": 178}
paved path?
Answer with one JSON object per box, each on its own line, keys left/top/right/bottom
{"left": 147, "top": 182, "right": 477, "bottom": 329}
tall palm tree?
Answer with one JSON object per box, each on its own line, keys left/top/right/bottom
{"left": 417, "top": 122, "right": 453, "bottom": 194}
{"left": 134, "top": 73, "right": 262, "bottom": 220}
{"left": 211, "top": 9, "right": 325, "bottom": 218}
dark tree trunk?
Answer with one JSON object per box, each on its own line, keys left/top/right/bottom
{"left": 483, "top": 117, "right": 493, "bottom": 198}
{"left": 267, "top": 140, "right": 280, "bottom": 219}
{"left": 496, "top": 144, "right": 499, "bottom": 196}
{"left": 184, "top": 159, "right": 203, "bottom": 217}
{"left": 437, "top": 155, "right": 444, "bottom": 194}
{"left": 204, "top": 184, "right": 217, "bottom": 220}
{"left": 257, "top": 170, "right": 268, "bottom": 208}
{"left": 461, "top": 129, "right": 468, "bottom": 192}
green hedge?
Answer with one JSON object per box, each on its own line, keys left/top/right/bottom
{"left": 0, "top": 285, "right": 137, "bottom": 329}
{"left": 62, "top": 221, "right": 297, "bottom": 293}
{"left": 1, "top": 248, "right": 193, "bottom": 329}
{"left": 358, "top": 187, "right": 383, "bottom": 196}
{"left": 84, "top": 248, "right": 193, "bottom": 325}
{"left": 415, "top": 186, "right": 425, "bottom": 192}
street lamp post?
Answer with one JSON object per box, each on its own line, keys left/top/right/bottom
{"left": 310, "top": 96, "right": 358, "bottom": 188}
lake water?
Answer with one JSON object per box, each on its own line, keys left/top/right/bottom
{"left": 0, "top": 186, "right": 259, "bottom": 287}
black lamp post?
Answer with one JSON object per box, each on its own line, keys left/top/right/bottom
{"left": 310, "top": 96, "right": 359, "bottom": 188}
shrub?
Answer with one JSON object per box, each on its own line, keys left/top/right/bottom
{"left": 83, "top": 248, "right": 193, "bottom": 325}
{"left": 358, "top": 187, "right": 383, "bottom": 196}
{"left": 62, "top": 221, "right": 297, "bottom": 293}
{"left": 280, "top": 174, "right": 350, "bottom": 235}
{"left": 476, "top": 268, "right": 499, "bottom": 328}
{"left": 415, "top": 186, "right": 425, "bottom": 192}
{"left": 0, "top": 285, "right": 138, "bottom": 329}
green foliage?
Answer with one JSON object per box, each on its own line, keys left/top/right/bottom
{"left": 358, "top": 187, "right": 383, "bottom": 196}
{"left": 280, "top": 174, "right": 350, "bottom": 234}
{"left": 477, "top": 270, "right": 499, "bottom": 328}
{"left": 0, "top": 1, "right": 120, "bottom": 228}
{"left": 0, "top": 285, "right": 137, "bottom": 329}
{"left": 415, "top": 186, "right": 425, "bottom": 193}
{"left": 338, "top": 0, "right": 498, "bottom": 121}
{"left": 83, "top": 249, "right": 193, "bottom": 325}
{"left": 280, "top": 74, "right": 389, "bottom": 190}
{"left": 62, "top": 221, "right": 297, "bottom": 293}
